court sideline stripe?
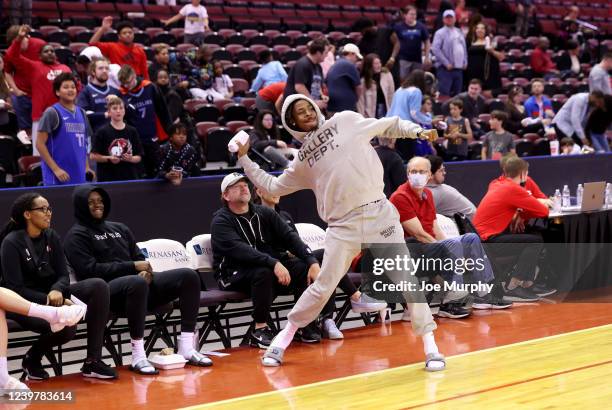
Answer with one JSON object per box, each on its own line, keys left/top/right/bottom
{"left": 406, "top": 359, "right": 612, "bottom": 408}
{"left": 182, "top": 323, "right": 612, "bottom": 409}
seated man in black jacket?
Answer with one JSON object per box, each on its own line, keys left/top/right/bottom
{"left": 211, "top": 173, "right": 322, "bottom": 348}
{"left": 64, "top": 185, "right": 211, "bottom": 376}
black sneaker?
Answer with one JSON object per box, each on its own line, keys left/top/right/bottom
{"left": 472, "top": 293, "right": 513, "bottom": 310}
{"left": 437, "top": 303, "right": 471, "bottom": 319}
{"left": 22, "top": 354, "right": 49, "bottom": 381}
{"left": 294, "top": 322, "right": 321, "bottom": 343}
{"left": 250, "top": 326, "right": 275, "bottom": 348}
{"left": 503, "top": 286, "right": 540, "bottom": 302}
{"left": 530, "top": 283, "right": 557, "bottom": 297}
{"left": 81, "top": 359, "right": 118, "bottom": 379}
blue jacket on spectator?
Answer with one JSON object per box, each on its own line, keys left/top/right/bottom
{"left": 249, "top": 61, "right": 288, "bottom": 93}
{"left": 524, "top": 95, "right": 554, "bottom": 120}
{"left": 386, "top": 86, "right": 431, "bottom": 126}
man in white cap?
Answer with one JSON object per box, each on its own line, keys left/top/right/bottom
{"left": 325, "top": 43, "right": 363, "bottom": 115}
{"left": 431, "top": 9, "right": 467, "bottom": 97}
{"left": 234, "top": 94, "right": 446, "bottom": 372}
{"left": 211, "top": 172, "right": 327, "bottom": 348}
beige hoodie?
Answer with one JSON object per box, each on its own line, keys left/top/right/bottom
{"left": 237, "top": 94, "right": 424, "bottom": 223}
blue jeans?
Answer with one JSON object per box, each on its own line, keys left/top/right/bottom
{"left": 438, "top": 233, "right": 495, "bottom": 285}
{"left": 590, "top": 133, "right": 610, "bottom": 153}
{"left": 11, "top": 94, "right": 32, "bottom": 130}
{"left": 437, "top": 67, "right": 463, "bottom": 97}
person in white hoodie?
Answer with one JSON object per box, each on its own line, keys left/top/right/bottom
{"left": 234, "top": 94, "right": 446, "bottom": 371}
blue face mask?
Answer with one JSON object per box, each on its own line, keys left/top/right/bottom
{"left": 409, "top": 173, "right": 428, "bottom": 188}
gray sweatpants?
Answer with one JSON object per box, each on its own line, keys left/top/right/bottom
{"left": 287, "top": 199, "right": 437, "bottom": 336}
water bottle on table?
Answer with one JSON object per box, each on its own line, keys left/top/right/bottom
{"left": 576, "top": 184, "right": 583, "bottom": 208}
{"left": 553, "top": 189, "right": 562, "bottom": 212}
{"left": 562, "top": 185, "right": 570, "bottom": 208}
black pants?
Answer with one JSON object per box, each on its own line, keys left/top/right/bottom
{"left": 108, "top": 268, "right": 201, "bottom": 339}
{"left": 225, "top": 255, "right": 321, "bottom": 324}
{"left": 8, "top": 278, "right": 109, "bottom": 362}
{"left": 484, "top": 233, "right": 543, "bottom": 282}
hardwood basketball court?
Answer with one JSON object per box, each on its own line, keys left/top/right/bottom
{"left": 15, "top": 296, "right": 612, "bottom": 409}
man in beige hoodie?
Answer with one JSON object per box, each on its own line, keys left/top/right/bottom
{"left": 235, "top": 94, "right": 445, "bottom": 371}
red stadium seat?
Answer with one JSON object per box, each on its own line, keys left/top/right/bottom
{"left": 39, "top": 25, "right": 60, "bottom": 37}
{"left": 184, "top": 99, "right": 208, "bottom": 114}
{"left": 214, "top": 99, "right": 234, "bottom": 112}
{"left": 231, "top": 79, "right": 250, "bottom": 95}
{"left": 241, "top": 98, "right": 256, "bottom": 110}
{"left": 66, "top": 26, "right": 89, "bottom": 40}
{"left": 69, "top": 42, "right": 88, "bottom": 55}
{"left": 86, "top": 2, "right": 116, "bottom": 18}
{"left": 226, "top": 121, "right": 248, "bottom": 134}
{"left": 176, "top": 43, "right": 196, "bottom": 53}
{"left": 196, "top": 122, "right": 220, "bottom": 141}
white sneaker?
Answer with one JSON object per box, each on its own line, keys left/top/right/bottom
{"left": 1, "top": 375, "right": 30, "bottom": 396}
{"left": 351, "top": 294, "right": 387, "bottom": 313}
{"left": 322, "top": 319, "right": 344, "bottom": 340}
{"left": 50, "top": 305, "right": 86, "bottom": 333}
{"left": 442, "top": 290, "right": 469, "bottom": 304}
{"left": 16, "top": 130, "right": 32, "bottom": 145}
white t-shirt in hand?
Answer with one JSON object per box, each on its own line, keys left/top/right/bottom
{"left": 180, "top": 4, "right": 208, "bottom": 34}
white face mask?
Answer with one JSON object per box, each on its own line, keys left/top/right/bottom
{"left": 409, "top": 173, "right": 428, "bottom": 188}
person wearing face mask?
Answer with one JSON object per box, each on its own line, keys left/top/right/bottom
{"left": 234, "top": 94, "right": 444, "bottom": 371}
{"left": 474, "top": 157, "right": 551, "bottom": 302}
{"left": 389, "top": 157, "right": 506, "bottom": 318}
{"left": 6, "top": 25, "right": 73, "bottom": 155}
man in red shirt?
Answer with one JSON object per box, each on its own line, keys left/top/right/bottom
{"left": 491, "top": 153, "right": 549, "bottom": 200}
{"left": 530, "top": 37, "right": 559, "bottom": 79}
{"left": 255, "top": 81, "right": 286, "bottom": 114}
{"left": 89, "top": 17, "right": 149, "bottom": 80}
{"left": 390, "top": 157, "right": 507, "bottom": 317}
{"left": 6, "top": 25, "right": 72, "bottom": 155}
{"left": 474, "top": 157, "right": 551, "bottom": 301}
{"left": 4, "top": 25, "right": 46, "bottom": 135}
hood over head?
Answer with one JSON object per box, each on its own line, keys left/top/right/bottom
{"left": 281, "top": 94, "right": 326, "bottom": 142}
{"left": 72, "top": 184, "right": 112, "bottom": 226}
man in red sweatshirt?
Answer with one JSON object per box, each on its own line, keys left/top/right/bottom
{"left": 530, "top": 37, "right": 559, "bottom": 79}
{"left": 490, "top": 153, "right": 549, "bottom": 200}
{"left": 474, "top": 157, "right": 552, "bottom": 301}
{"left": 89, "top": 17, "right": 149, "bottom": 80}
{"left": 3, "top": 25, "right": 46, "bottom": 135}
{"left": 6, "top": 25, "right": 72, "bottom": 155}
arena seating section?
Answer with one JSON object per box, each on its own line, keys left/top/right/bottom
{"left": 0, "top": 0, "right": 611, "bottom": 184}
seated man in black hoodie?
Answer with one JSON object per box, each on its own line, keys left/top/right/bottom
{"left": 63, "top": 185, "right": 211, "bottom": 376}
{"left": 211, "top": 173, "right": 322, "bottom": 348}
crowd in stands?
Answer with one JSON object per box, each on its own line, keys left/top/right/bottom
{"left": 0, "top": 1, "right": 610, "bottom": 188}
{"left": 0, "top": 0, "right": 611, "bottom": 388}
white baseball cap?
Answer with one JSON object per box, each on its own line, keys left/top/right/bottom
{"left": 221, "top": 172, "right": 248, "bottom": 193}
{"left": 79, "top": 46, "right": 103, "bottom": 60}
{"left": 342, "top": 43, "right": 363, "bottom": 60}
{"left": 443, "top": 9, "right": 455, "bottom": 18}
